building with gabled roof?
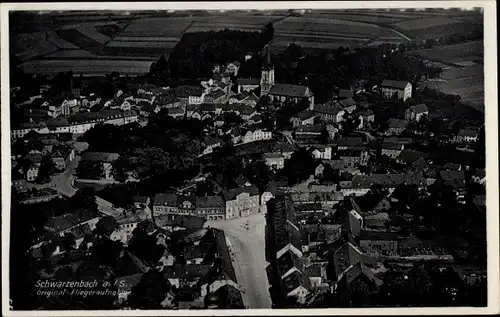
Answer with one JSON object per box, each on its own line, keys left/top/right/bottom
{"left": 266, "top": 193, "right": 311, "bottom": 305}
{"left": 405, "top": 103, "right": 429, "bottom": 122}
{"left": 380, "top": 80, "right": 412, "bottom": 101}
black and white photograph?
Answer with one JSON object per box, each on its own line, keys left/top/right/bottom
{"left": 1, "top": 1, "right": 498, "bottom": 315}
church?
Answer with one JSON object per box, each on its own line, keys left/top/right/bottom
{"left": 259, "top": 50, "right": 315, "bottom": 107}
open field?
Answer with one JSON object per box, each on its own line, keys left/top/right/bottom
{"left": 56, "top": 28, "right": 102, "bottom": 49}
{"left": 421, "top": 65, "right": 484, "bottom": 110}
{"left": 411, "top": 41, "right": 484, "bottom": 111}
{"left": 185, "top": 15, "right": 283, "bottom": 33}
{"left": 12, "top": 32, "right": 59, "bottom": 61}
{"left": 392, "top": 16, "right": 463, "bottom": 30}
{"left": 46, "top": 30, "right": 80, "bottom": 49}
{"left": 75, "top": 26, "right": 111, "bottom": 44}
{"left": 19, "top": 59, "right": 154, "bottom": 76}
{"left": 271, "top": 16, "right": 408, "bottom": 51}
{"left": 407, "top": 41, "right": 483, "bottom": 64}
{"left": 119, "top": 17, "right": 193, "bottom": 37}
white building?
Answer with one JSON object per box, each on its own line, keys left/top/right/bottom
{"left": 380, "top": 80, "right": 412, "bottom": 101}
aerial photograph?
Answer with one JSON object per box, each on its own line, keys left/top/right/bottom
{"left": 6, "top": 6, "right": 487, "bottom": 311}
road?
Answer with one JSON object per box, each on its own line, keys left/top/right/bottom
{"left": 26, "top": 142, "right": 88, "bottom": 197}
{"left": 205, "top": 213, "right": 272, "bottom": 308}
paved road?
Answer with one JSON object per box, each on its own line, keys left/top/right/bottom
{"left": 205, "top": 214, "right": 272, "bottom": 308}
{"left": 26, "top": 154, "right": 81, "bottom": 197}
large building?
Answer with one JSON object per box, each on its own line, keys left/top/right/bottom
{"left": 222, "top": 186, "right": 260, "bottom": 219}
{"left": 260, "top": 50, "right": 314, "bottom": 107}
{"left": 380, "top": 80, "right": 412, "bottom": 101}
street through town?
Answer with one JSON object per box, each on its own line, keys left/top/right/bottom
{"left": 205, "top": 213, "right": 272, "bottom": 308}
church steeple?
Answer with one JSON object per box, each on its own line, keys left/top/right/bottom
{"left": 260, "top": 45, "right": 275, "bottom": 97}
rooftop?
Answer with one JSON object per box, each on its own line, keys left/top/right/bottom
{"left": 268, "top": 83, "right": 312, "bottom": 98}
{"left": 381, "top": 80, "right": 410, "bottom": 90}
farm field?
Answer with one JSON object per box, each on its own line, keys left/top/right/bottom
{"left": 56, "top": 28, "right": 102, "bottom": 49}
{"left": 389, "top": 16, "right": 483, "bottom": 40}
{"left": 19, "top": 59, "right": 154, "bottom": 76}
{"left": 12, "top": 32, "right": 59, "bottom": 61}
{"left": 185, "top": 15, "right": 284, "bottom": 33}
{"left": 412, "top": 40, "right": 484, "bottom": 111}
{"left": 76, "top": 27, "right": 111, "bottom": 44}
{"left": 271, "top": 16, "right": 408, "bottom": 52}
{"left": 422, "top": 65, "right": 484, "bottom": 111}
{"left": 407, "top": 41, "right": 483, "bottom": 64}
{"left": 46, "top": 30, "right": 80, "bottom": 49}
{"left": 118, "top": 17, "right": 194, "bottom": 37}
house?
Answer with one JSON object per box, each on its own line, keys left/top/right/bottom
{"left": 397, "top": 149, "right": 428, "bottom": 166}
{"left": 295, "top": 124, "right": 324, "bottom": 142}
{"left": 223, "top": 186, "right": 260, "bottom": 219}
{"left": 386, "top": 118, "right": 407, "bottom": 136}
{"left": 114, "top": 251, "right": 148, "bottom": 302}
{"left": 204, "top": 89, "right": 226, "bottom": 104}
{"left": 405, "top": 103, "right": 428, "bottom": 122}
{"left": 22, "top": 153, "right": 43, "bottom": 181}
{"left": 237, "top": 78, "right": 260, "bottom": 94}
{"left": 133, "top": 196, "right": 150, "bottom": 210}
{"left": 266, "top": 194, "right": 310, "bottom": 305}
{"left": 154, "top": 213, "right": 206, "bottom": 231}
{"left": 358, "top": 231, "right": 400, "bottom": 256}
{"left": 261, "top": 182, "right": 282, "bottom": 213}
{"left": 240, "top": 128, "right": 272, "bottom": 144}
{"left": 381, "top": 142, "right": 404, "bottom": 159}
{"left": 338, "top": 149, "right": 370, "bottom": 167}
{"left": 212, "top": 64, "right": 221, "bottom": 74}
{"left": 311, "top": 145, "right": 332, "bottom": 160}
{"left": 440, "top": 170, "right": 467, "bottom": 193}
{"left": 360, "top": 110, "right": 375, "bottom": 125}
{"left": 80, "top": 152, "right": 120, "bottom": 180}
{"left": 167, "top": 106, "right": 186, "bottom": 119}
{"left": 454, "top": 128, "right": 479, "bottom": 143}
{"left": 50, "top": 145, "right": 75, "bottom": 171}
{"left": 340, "top": 173, "right": 426, "bottom": 196}
{"left": 290, "top": 110, "right": 316, "bottom": 128}
{"left": 201, "top": 137, "right": 222, "bottom": 156}
{"left": 313, "top": 102, "right": 345, "bottom": 123}
{"left": 225, "top": 61, "right": 241, "bottom": 76}
{"left": 43, "top": 210, "right": 100, "bottom": 242}
{"left": 338, "top": 98, "right": 357, "bottom": 114}
{"left": 152, "top": 193, "right": 225, "bottom": 221}
{"left": 314, "top": 160, "right": 349, "bottom": 178}
{"left": 472, "top": 169, "right": 486, "bottom": 185}
{"left": 140, "top": 103, "right": 160, "bottom": 117}
{"left": 264, "top": 153, "right": 286, "bottom": 170}
{"left": 334, "top": 137, "right": 366, "bottom": 151}
{"left": 267, "top": 84, "right": 315, "bottom": 107}
{"left": 229, "top": 92, "right": 260, "bottom": 108}
{"left": 238, "top": 105, "right": 258, "bottom": 120}
{"left": 200, "top": 229, "right": 243, "bottom": 299}
{"left": 336, "top": 89, "right": 354, "bottom": 100}
{"left": 380, "top": 80, "right": 412, "bottom": 101}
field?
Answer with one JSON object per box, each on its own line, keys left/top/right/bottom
{"left": 12, "top": 32, "right": 59, "bottom": 61}
{"left": 408, "top": 41, "right": 483, "bottom": 64}
{"left": 56, "top": 29, "right": 102, "bottom": 49}
{"left": 46, "top": 31, "right": 80, "bottom": 49}
{"left": 185, "top": 15, "right": 283, "bottom": 33}
{"left": 19, "top": 59, "right": 154, "bottom": 76}
{"left": 390, "top": 16, "right": 483, "bottom": 40}
{"left": 422, "top": 65, "right": 484, "bottom": 111}
{"left": 271, "top": 16, "right": 408, "bottom": 52}
{"left": 413, "top": 41, "right": 484, "bottom": 111}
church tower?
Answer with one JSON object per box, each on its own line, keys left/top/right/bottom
{"left": 260, "top": 47, "right": 275, "bottom": 97}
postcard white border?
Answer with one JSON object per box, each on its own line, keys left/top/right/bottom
{"left": 1, "top": 1, "right": 498, "bottom": 316}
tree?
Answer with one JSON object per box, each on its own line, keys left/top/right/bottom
{"left": 95, "top": 216, "right": 118, "bottom": 237}
{"left": 89, "top": 236, "right": 123, "bottom": 267}
{"left": 36, "top": 155, "right": 56, "bottom": 184}
{"left": 281, "top": 148, "right": 316, "bottom": 185}
{"left": 111, "top": 156, "right": 130, "bottom": 182}
{"left": 60, "top": 233, "right": 76, "bottom": 251}
{"left": 128, "top": 269, "right": 173, "bottom": 309}
{"left": 70, "top": 187, "right": 98, "bottom": 214}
